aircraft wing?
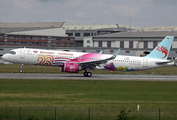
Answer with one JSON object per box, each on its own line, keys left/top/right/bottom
{"left": 76, "top": 49, "right": 121, "bottom": 67}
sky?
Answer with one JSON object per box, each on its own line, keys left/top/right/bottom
{"left": 0, "top": 0, "right": 177, "bottom": 28}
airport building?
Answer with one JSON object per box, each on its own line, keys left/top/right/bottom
{"left": 83, "top": 31, "right": 177, "bottom": 58}
{"left": 65, "top": 24, "right": 134, "bottom": 47}
{"left": 0, "top": 22, "right": 75, "bottom": 47}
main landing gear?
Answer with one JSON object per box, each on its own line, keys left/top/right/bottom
{"left": 83, "top": 72, "right": 92, "bottom": 77}
{"left": 83, "top": 67, "right": 92, "bottom": 77}
{"left": 19, "top": 64, "right": 24, "bottom": 73}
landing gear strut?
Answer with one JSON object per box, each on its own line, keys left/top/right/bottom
{"left": 19, "top": 64, "right": 24, "bottom": 73}
{"left": 83, "top": 67, "right": 92, "bottom": 77}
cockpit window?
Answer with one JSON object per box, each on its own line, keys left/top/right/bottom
{"left": 10, "top": 51, "right": 16, "bottom": 55}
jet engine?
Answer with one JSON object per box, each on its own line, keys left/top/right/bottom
{"left": 61, "top": 62, "right": 80, "bottom": 73}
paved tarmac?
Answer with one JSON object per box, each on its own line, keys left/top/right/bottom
{"left": 0, "top": 73, "right": 177, "bottom": 81}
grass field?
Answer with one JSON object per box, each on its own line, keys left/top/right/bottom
{"left": 0, "top": 79, "right": 177, "bottom": 108}
{"left": 0, "top": 64, "right": 177, "bottom": 119}
{"left": 0, "top": 80, "right": 177, "bottom": 119}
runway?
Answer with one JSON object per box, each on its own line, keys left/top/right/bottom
{"left": 0, "top": 73, "right": 177, "bottom": 81}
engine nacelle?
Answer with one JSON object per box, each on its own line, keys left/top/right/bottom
{"left": 61, "top": 62, "right": 79, "bottom": 73}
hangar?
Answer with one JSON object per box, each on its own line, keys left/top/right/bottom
{"left": 83, "top": 30, "right": 177, "bottom": 58}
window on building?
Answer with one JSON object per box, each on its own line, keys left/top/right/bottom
{"left": 70, "top": 38, "right": 74, "bottom": 41}
{"left": 120, "top": 41, "right": 124, "bottom": 48}
{"left": 0, "top": 36, "right": 3, "bottom": 39}
{"left": 107, "top": 41, "right": 111, "bottom": 47}
{"left": 126, "top": 51, "right": 130, "bottom": 53}
{"left": 41, "top": 42, "right": 46, "bottom": 45}
{"left": 144, "top": 41, "right": 148, "bottom": 48}
{"left": 129, "top": 41, "right": 133, "bottom": 48}
{"left": 61, "top": 38, "right": 65, "bottom": 41}
{"left": 66, "top": 38, "right": 70, "bottom": 41}
{"left": 26, "top": 37, "right": 31, "bottom": 40}
{"left": 75, "top": 33, "right": 80, "bottom": 37}
{"left": 87, "top": 40, "right": 90, "bottom": 43}
{"left": 51, "top": 38, "right": 57, "bottom": 40}
{"left": 36, "top": 42, "right": 41, "bottom": 45}
{"left": 9, "top": 41, "right": 14, "bottom": 44}
{"left": 15, "top": 37, "right": 20, "bottom": 39}
{"left": 66, "top": 43, "right": 70, "bottom": 46}
{"left": 153, "top": 41, "right": 157, "bottom": 48}
{"left": 70, "top": 43, "right": 74, "bottom": 46}
{"left": 110, "top": 50, "right": 114, "bottom": 52}
{"left": 61, "top": 43, "right": 65, "bottom": 46}
{"left": 21, "top": 36, "right": 25, "bottom": 39}
{"left": 41, "top": 38, "right": 46, "bottom": 40}
{"left": 56, "top": 38, "right": 60, "bottom": 41}
{"left": 84, "top": 33, "right": 90, "bottom": 36}
{"left": 82, "top": 50, "right": 86, "bottom": 52}
{"left": 15, "top": 42, "right": 20, "bottom": 44}
{"left": 9, "top": 36, "right": 14, "bottom": 39}
{"left": 98, "top": 41, "right": 102, "bottom": 47}
{"left": 66, "top": 33, "right": 73, "bottom": 36}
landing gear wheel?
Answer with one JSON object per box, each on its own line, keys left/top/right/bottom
{"left": 83, "top": 72, "right": 92, "bottom": 77}
{"left": 87, "top": 72, "right": 92, "bottom": 77}
{"left": 19, "top": 69, "right": 23, "bottom": 73}
{"left": 83, "top": 72, "right": 88, "bottom": 77}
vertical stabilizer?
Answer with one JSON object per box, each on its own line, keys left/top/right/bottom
{"left": 145, "top": 36, "right": 174, "bottom": 60}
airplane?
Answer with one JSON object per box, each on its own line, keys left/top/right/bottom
{"left": 2, "top": 36, "right": 175, "bottom": 77}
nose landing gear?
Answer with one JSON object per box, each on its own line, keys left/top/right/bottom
{"left": 19, "top": 64, "right": 24, "bottom": 73}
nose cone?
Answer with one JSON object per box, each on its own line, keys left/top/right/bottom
{"left": 2, "top": 54, "right": 8, "bottom": 61}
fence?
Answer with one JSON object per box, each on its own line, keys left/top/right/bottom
{"left": 0, "top": 107, "right": 177, "bottom": 120}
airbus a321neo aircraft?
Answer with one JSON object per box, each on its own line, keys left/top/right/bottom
{"left": 2, "top": 36, "right": 175, "bottom": 77}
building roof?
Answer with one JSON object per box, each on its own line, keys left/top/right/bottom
{"left": 143, "top": 26, "right": 177, "bottom": 31}
{"left": 94, "top": 31, "right": 177, "bottom": 38}
{"left": 65, "top": 24, "right": 138, "bottom": 30}
{"left": 0, "top": 22, "right": 65, "bottom": 33}
{"left": 0, "top": 22, "right": 65, "bottom": 28}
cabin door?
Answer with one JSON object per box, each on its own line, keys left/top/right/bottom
{"left": 20, "top": 48, "right": 25, "bottom": 58}
{"left": 143, "top": 58, "right": 148, "bottom": 67}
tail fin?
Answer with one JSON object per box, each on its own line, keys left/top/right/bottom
{"left": 145, "top": 36, "right": 174, "bottom": 60}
